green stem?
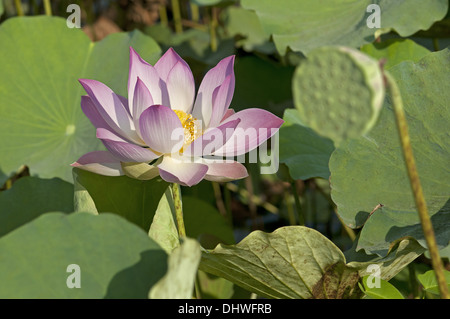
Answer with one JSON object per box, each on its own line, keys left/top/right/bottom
{"left": 209, "top": 7, "right": 218, "bottom": 52}
{"left": 432, "top": 38, "right": 440, "bottom": 52}
{"left": 14, "top": 0, "right": 24, "bottom": 16}
{"left": 408, "top": 263, "right": 419, "bottom": 298}
{"left": 284, "top": 191, "right": 296, "bottom": 225}
{"left": 190, "top": 2, "right": 200, "bottom": 22}
{"left": 43, "top": 0, "right": 52, "bottom": 16}
{"left": 171, "top": 0, "right": 183, "bottom": 34}
{"left": 212, "top": 182, "right": 227, "bottom": 217}
{"left": 385, "top": 71, "right": 449, "bottom": 299}
{"left": 291, "top": 181, "right": 305, "bottom": 226}
{"left": 159, "top": 3, "right": 169, "bottom": 27}
{"left": 171, "top": 183, "right": 186, "bottom": 238}
{"left": 223, "top": 182, "right": 232, "bottom": 224}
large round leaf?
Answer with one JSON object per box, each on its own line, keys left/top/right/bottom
{"left": 0, "top": 16, "right": 161, "bottom": 182}
{"left": 0, "top": 176, "right": 74, "bottom": 238}
{"left": 279, "top": 109, "right": 335, "bottom": 180}
{"left": 183, "top": 195, "right": 235, "bottom": 247}
{"left": 149, "top": 238, "right": 201, "bottom": 299}
{"left": 72, "top": 168, "right": 169, "bottom": 232}
{"left": 0, "top": 212, "right": 167, "bottom": 298}
{"left": 241, "top": 0, "right": 448, "bottom": 55}
{"left": 330, "top": 49, "right": 450, "bottom": 256}
{"left": 200, "top": 226, "right": 361, "bottom": 299}
{"left": 361, "top": 38, "right": 430, "bottom": 70}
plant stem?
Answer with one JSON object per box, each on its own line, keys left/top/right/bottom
{"left": 190, "top": 2, "right": 200, "bottom": 22}
{"left": 385, "top": 71, "right": 449, "bottom": 299}
{"left": 291, "top": 181, "right": 305, "bottom": 226}
{"left": 245, "top": 175, "right": 261, "bottom": 229}
{"left": 212, "top": 182, "right": 227, "bottom": 217}
{"left": 43, "top": 0, "right": 52, "bottom": 16}
{"left": 432, "top": 38, "right": 440, "bottom": 51}
{"left": 14, "top": 0, "right": 24, "bottom": 16}
{"left": 408, "top": 263, "right": 419, "bottom": 298}
{"left": 209, "top": 7, "right": 218, "bottom": 52}
{"left": 171, "top": 0, "right": 183, "bottom": 34}
{"left": 223, "top": 182, "right": 232, "bottom": 224}
{"left": 171, "top": 183, "right": 186, "bottom": 238}
{"left": 159, "top": 3, "right": 169, "bottom": 27}
{"left": 284, "top": 191, "right": 296, "bottom": 225}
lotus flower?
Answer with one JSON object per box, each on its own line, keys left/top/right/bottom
{"left": 72, "top": 47, "right": 283, "bottom": 186}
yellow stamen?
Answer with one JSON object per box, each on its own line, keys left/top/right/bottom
{"left": 173, "top": 110, "right": 202, "bottom": 151}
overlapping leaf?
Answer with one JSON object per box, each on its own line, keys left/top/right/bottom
{"left": 0, "top": 17, "right": 161, "bottom": 182}
{"left": 0, "top": 176, "right": 74, "bottom": 237}
{"left": 330, "top": 49, "right": 450, "bottom": 256}
{"left": 279, "top": 109, "right": 335, "bottom": 180}
{"left": 73, "top": 168, "right": 169, "bottom": 232}
{"left": 0, "top": 212, "right": 167, "bottom": 298}
{"left": 361, "top": 38, "right": 430, "bottom": 70}
{"left": 241, "top": 0, "right": 448, "bottom": 55}
{"left": 200, "top": 226, "right": 361, "bottom": 299}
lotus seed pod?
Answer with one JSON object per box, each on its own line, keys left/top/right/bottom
{"left": 292, "top": 46, "right": 385, "bottom": 145}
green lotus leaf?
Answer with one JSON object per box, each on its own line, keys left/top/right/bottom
{"left": 149, "top": 238, "right": 201, "bottom": 299}
{"left": 200, "top": 226, "right": 361, "bottom": 299}
{"left": 360, "top": 276, "right": 404, "bottom": 299}
{"left": 0, "top": 212, "right": 167, "bottom": 298}
{"left": 0, "top": 16, "right": 161, "bottom": 182}
{"left": 241, "top": 0, "right": 448, "bottom": 55}
{"left": 279, "top": 109, "right": 335, "bottom": 180}
{"left": 330, "top": 49, "right": 450, "bottom": 256}
{"left": 417, "top": 270, "right": 450, "bottom": 295}
{"left": 361, "top": 38, "right": 430, "bottom": 70}
{"left": 0, "top": 176, "right": 74, "bottom": 238}
{"left": 72, "top": 168, "right": 169, "bottom": 232}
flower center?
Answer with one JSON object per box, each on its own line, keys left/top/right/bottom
{"left": 173, "top": 110, "right": 202, "bottom": 149}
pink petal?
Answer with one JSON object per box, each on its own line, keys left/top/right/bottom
{"left": 117, "top": 94, "right": 132, "bottom": 117}
{"left": 81, "top": 95, "right": 111, "bottom": 131}
{"left": 183, "top": 119, "right": 241, "bottom": 157}
{"left": 154, "top": 48, "right": 186, "bottom": 82}
{"left": 213, "top": 108, "right": 284, "bottom": 156}
{"left": 128, "top": 47, "right": 165, "bottom": 108}
{"left": 208, "top": 74, "right": 235, "bottom": 128}
{"left": 71, "top": 151, "right": 124, "bottom": 176}
{"left": 204, "top": 160, "right": 248, "bottom": 182}
{"left": 166, "top": 61, "right": 195, "bottom": 113}
{"left": 97, "top": 128, "right": 159, "bottom": 163}
{"left": 79, "top": 79, "right": 143, "bottom": 145}
{"left": 158, "top": 156, "right": 208, "bottom": 187}
{"left": 132, "top": 77, "right": 154, "bottom": 135}
{"left": 192, "top": 55, "right": 235, "bottom": 127}
{"left": 138, "top": 105, "right": 184, "bottom": 154}
{"left": 221, "top": 109, "right": 235, "bottom": 122}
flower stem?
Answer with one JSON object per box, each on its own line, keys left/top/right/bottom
{"left": 291, "top": 181, "right": 305, "bottom": 226}
{"left": 14, "top": 0, "right": 24, "bottom": 16}
{"left": 209, "top": 7, "right": 218, "bottom": 52}
{"left": 385, "top": 71, "right": 449, "bottom": 299}
{"left": 43, "top": 0, "right": 52, "bottom": 16}
{"left": 159, "top": 3, "right": 169, "bottom": 27}
{"left": 171, "top": 183, "right": 186, "bottom": 238}
{"left": 171, "top": 0, "right": 183, "bottom": 34}
{"left": 190, "top": 2, "right": 200, "bottom": 22}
